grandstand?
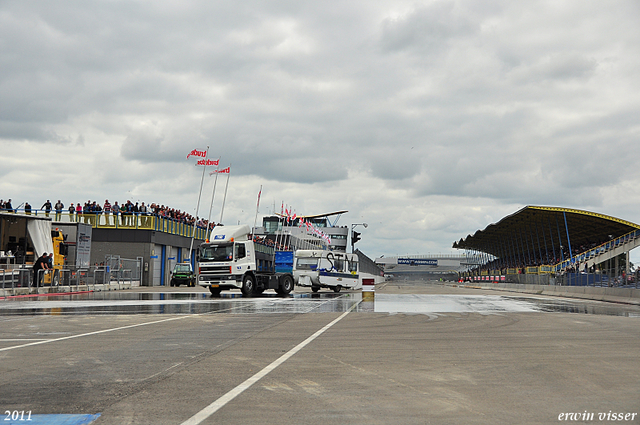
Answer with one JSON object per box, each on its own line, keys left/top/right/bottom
{"left": 453, "top": 206, "right": 640, "bottom": 286}
{"left": 375, "top": 254, "right": 481, "bottom": 281}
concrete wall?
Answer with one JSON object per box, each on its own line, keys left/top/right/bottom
{"left": 461, "top": 282, "right": 640, "bottom": 305}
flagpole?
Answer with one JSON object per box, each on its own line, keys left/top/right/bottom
{"left": 276, "top": 202, "right": 284, "bottom": 250}
{"left": 188, "top": 145, "right": 209, "bottom": 261}
{"left": 206, "top": 158, "right": 221, "bottom": 241}
{"left": 218, "top": 164, "right": 231, "bottom": 224}
{"left": 252, "top": 185, "right": 262, "bottom": 237}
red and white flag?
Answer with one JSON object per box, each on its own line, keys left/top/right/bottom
{"left": 197, "top": 158, "right": 219, "bottom": 167}
{"left": 209, "top": 166, "right": 230, "bottom": 175}
{"left": 186, "top": 148, "right": 207, "bottom": 159}
{"left": 256, "top": 187, "right": 262, "bottom": 210}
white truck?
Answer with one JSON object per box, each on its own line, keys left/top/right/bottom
{"left": 196, "top": 225, "right": 295, "bottom": 296}
{"left": 293, "top": 249, "right": 360, "bottom": 293}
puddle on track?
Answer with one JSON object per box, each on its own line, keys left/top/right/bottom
{"left": 362, "top": 294, "right": 640, "bottom": 317}
{"left": 0, "top": 292, "right": 638, "bottom": 317}
{"left": 0, "top": 292, "right": 358, "bottom": 316}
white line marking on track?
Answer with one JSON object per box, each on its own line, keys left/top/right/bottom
{"left": 142, "top": 362, "right": 184, "bottom": 382}
{"left": 0, "top": 315, "right": 194, "bottom": 352}
{"left": 0, "top": 338, "right": 50, "bottom": 341}
{"left": 0, "top": 296, "right": 347, "bottom": 353}
{"left": 0, "top": 304, "right": 238, "bottom": 352}
{"left": 180, "top": 300, "right": 361, "bottom": 425}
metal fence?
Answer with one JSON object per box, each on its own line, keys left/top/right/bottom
{"left": 1, "top": 257, "right": 143, "bottom": 292}
{"left": 105, "top": 255, "right": 143, "bottom": 287}
{"left": 555, "top": 271, "right": 639, "bottom": 288}
{"left": 499, "top": 271, "right": 640, "bottom": 288}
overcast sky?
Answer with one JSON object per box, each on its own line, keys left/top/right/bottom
{"left": 2, "top": 0, "right": 640, "bottom": 261}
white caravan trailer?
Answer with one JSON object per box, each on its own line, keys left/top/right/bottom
{"left": 293, "top": 250, "right": 359, "bottom": 292}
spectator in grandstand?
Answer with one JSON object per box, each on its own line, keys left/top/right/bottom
{"left": 124, "top": 200, "right": 133, "bottom": 226}
{"left": 120, "top": 201, "right": 129, "bottom": 226}
{"left": 68, "top": 203, "right": 75, "bottom": 222}
{"left": 41, "top": 200, "right": 52, "bottom": 217}
{"left": 54, "top": 200, "right": 64, "bottom": 221}
{"left": 132, "top": 202, "right": 139, "bottom": 226}
{"left": 103, "top": 199, "right": 111, "bottom": 225}
{"left": 94, "top": 201, "right": 102, "bottom": 225}
{"left": 24, "top": 202, "right": 32, "bottom": 215}
{"left": 139, "top": 202, "right": 149, "bottom": 226}
{"left": 82, "top": 201, "right": 90, "bottom": 223}
{"left": 112, "top": 201, "right": 120, "bottom": 224}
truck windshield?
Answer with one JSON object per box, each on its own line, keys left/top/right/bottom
{"left": 296, "top": 258, "right": 318, "bottom": 270}
{"left": 199, "top": 243, "right": 234, "bottom": 262}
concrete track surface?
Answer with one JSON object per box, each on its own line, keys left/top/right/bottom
{"left": 1, "top": 281, "right": 639, "bottom": 425}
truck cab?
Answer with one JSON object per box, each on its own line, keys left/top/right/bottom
{"left": 197, "top": 225, "right": 294, "bottom": 297}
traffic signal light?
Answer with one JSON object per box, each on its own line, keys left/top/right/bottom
{"left": 352, "top": 231, "right": 361, "bottom": 244}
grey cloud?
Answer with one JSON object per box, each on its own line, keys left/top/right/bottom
{"left": 509, "top": 53, "right": 598, "bottom": 84}
{"left": 380, "top": 2, "right": 478, "bottom": 54}
{"left": 367, "top": 147, "right": 422, "bottom": 181}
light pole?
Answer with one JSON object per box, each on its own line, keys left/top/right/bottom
{"left": 351, "top": 223, "right": 368, "bottom": 253}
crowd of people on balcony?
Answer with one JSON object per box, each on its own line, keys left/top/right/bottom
{"left": 0, "top": 198, "right": 217, "bottom": 230}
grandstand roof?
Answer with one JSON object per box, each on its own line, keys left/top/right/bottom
{"left": 452, "top": 206, "right": 640, "bottom": 258}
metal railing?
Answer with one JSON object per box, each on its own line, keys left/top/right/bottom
{"left": 1, "top": 263, "right": 143, "bottom": 292}
{"left": 554, "top": 229, "right": 640, "bottom": 272}
{"left": 3, "top": 209, "right": 208, "bottom": 240}
{"left": 555, "top": 271, "right": 639, "bottom": 288}
{"left": 0, "top": 268, "right": 31, "bottom": 290}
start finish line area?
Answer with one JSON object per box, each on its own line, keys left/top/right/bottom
{"left": 1, "top": 282, "right": 639, "bottom": 425}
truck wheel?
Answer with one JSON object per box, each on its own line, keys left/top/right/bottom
{"left": 241, "top": 274, "right": 255, "bottom": 297}
{"left": 277, "top": 275, "right": 294, "bottom": 296}
{"left": 209, "top": 286, "right": 222, "bottom": 296}
{"left": 170, "top": 280, "right": 175, "bottom": 287}
{"left": 311, "top": 286, "right": 320, "bottom": 293}
{"left": 333, "top": 285, "right": 342, "bottom": 293}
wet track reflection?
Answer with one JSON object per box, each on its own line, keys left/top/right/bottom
{"left": 0, "top": 292, "right": 359, "bottom": 316}
{"left": 1, "top": 290, "right": 639, "bottom": 317}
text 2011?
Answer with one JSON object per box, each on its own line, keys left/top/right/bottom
{"left": 4, "top": 411, "right": 32, "bottom": 421}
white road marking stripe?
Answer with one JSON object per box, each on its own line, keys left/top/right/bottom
{"left": 0, "top": 338, "right": 50, "bottom": 341}
{"left": 0, "top": 315, "right": 194, "bottom": 352}
{"left": 0, "top": 296, "right": 348, "bottom": 352}
{"left": 0, "top": 305, "right": 239, "bottom": 352}
{"left": 180, "top": 301, "right": 360, "bottom": 425}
